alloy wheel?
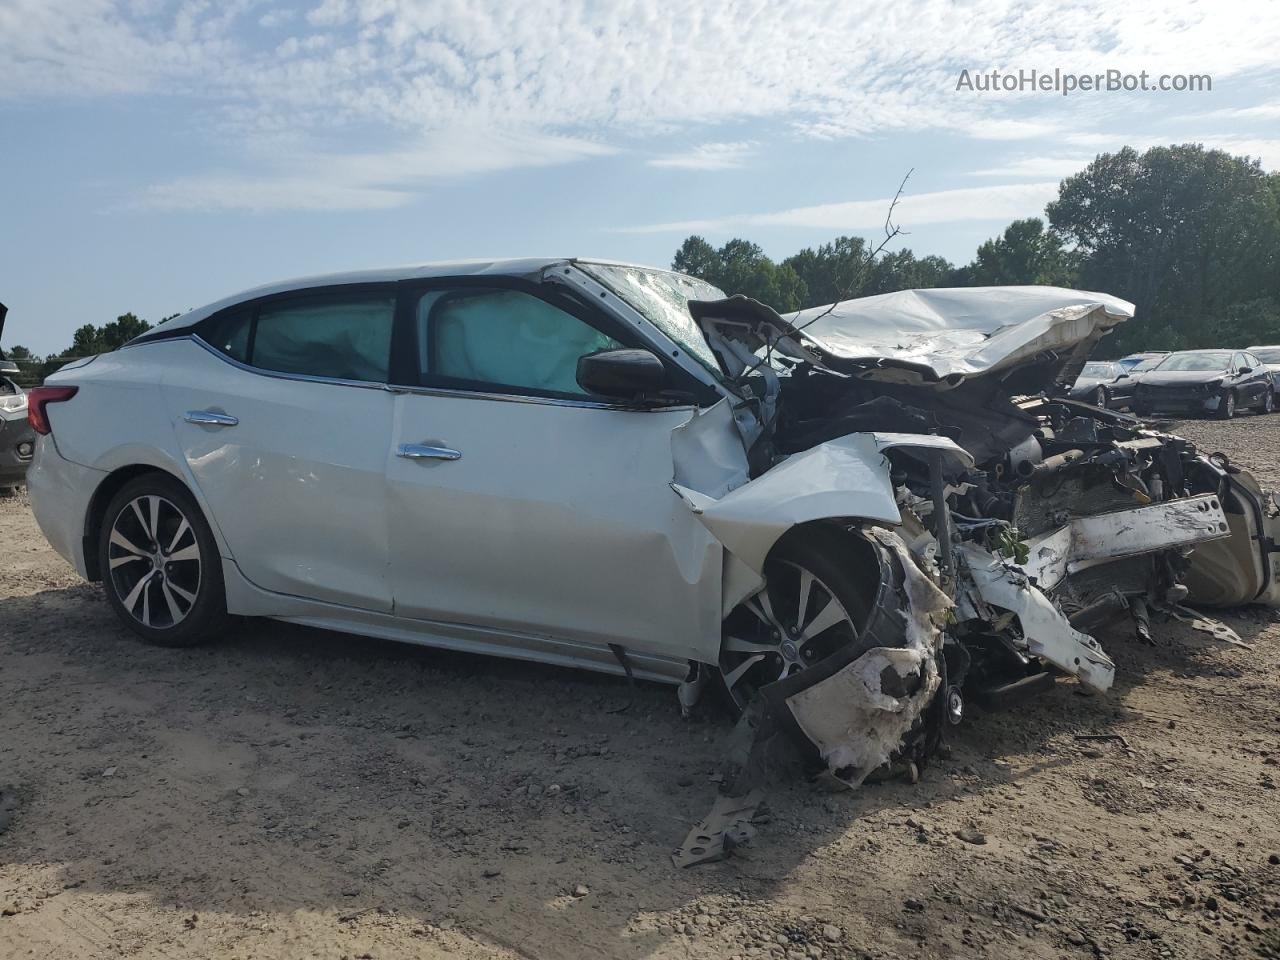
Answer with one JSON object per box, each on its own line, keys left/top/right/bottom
{"left": 720, "top": 559, "right": 860, "bottom": 711}
{"left": 106, "top": 495, "right": 202, "bottom": 630}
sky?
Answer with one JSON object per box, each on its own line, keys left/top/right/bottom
{"left": 2, "top": 0, "right": 1279, "bottom": 356}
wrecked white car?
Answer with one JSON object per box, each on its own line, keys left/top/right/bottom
{"left": 26, "top": 261, "right": 1280, "bottom": 821}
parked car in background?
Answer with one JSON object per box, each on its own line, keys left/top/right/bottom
{"left": 0, "top": 304, "right": 36, "bottom": 496}
{"left": 1067, "top": 360, "right": 1139, "bottom": 408}
{"left": 1247, "top": 345, "right": 1280, "bottom": 389}
{"left": 1117, "top": 350, "right": 1169, "bottom": 372}
{"left": 1133, "top": 349, "right": 1274, "bottom": 419}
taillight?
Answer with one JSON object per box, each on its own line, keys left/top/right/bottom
{"left": 27, "top": 386, "right": 79, "bottom": 435}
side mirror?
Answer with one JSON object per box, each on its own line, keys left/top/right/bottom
{"left": 576, "top": 348, "right": 667, "bottom": 401}
{"left": 1238, "top": 366, "right": 1253, "bottom": 374}
{"left": 0, "top": 359, "right": 18, "bottom": 375}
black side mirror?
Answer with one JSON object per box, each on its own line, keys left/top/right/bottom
{"left": 576, "top": 348, "right": 667, "bottom": 401}
{"left": 1238, "top": 366, "right": 1253, "bottom": 375}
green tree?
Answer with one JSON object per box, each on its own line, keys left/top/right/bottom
{"left": 672, "top": 237, "right": 807, "bottom": 311}
{"left": 1048, "top": 144, "right": 1280, "bottom": 353}
{"left": 958, "top": 218, "right": 1079, "bottom": 287}
{"left": 783, "top": 236, "right": 871, "bottom": 307}
{"left": 35, "top": 312, "right": 154, "bottom": 382}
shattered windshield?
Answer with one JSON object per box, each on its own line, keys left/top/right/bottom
{"left": 576, "top": 262, "right": 726, "bottom": 381}
{"left": 1156, "top": 351, "right": 1231, "bottom": 372}
{"left": 1081, "top": 362, "right": 1111, "bottom": 377}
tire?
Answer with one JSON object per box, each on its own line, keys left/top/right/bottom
{"left": 1259, "top": 388, "right": 1274, "bottom": 414}
{"left": 98, "top": 473, "right": 229, "bottom": 647}
{"left": 716, "top": 525, "right": 879, "bottom": 716}
{"left": 1217, "top": 390, "right": 1236, "bottom": 420}
{"left": 1094, "top": 386, "right": 1108, "bottom": 409}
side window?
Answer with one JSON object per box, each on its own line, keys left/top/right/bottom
{"left": 253, "top": 293, "right": 395, "bottom": 383}
{"left": 202, "top": 310, "right": 251, "bottom": 363}
{"left": 416, "top": 288, "right": 621, "bottom": 397}
{"left": 1232, "top": 352, "right": 1247, "bottom": 372}
{"left": 1244, "top": 353, "right": 1263, "bottom": 369}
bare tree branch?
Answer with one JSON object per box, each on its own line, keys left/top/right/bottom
{"left": 736, "top": 168, "right": 913, "bottom": 381}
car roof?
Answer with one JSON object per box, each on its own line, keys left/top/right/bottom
{"left": 142, "top": 257, "right": 647, "bottom": 337}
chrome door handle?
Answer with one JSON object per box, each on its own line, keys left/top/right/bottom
{"left": 397, "top": 443, "right": 461, "bottom": 461}
{"left": 184, "top": 410, "right": 239, "bottom": 427}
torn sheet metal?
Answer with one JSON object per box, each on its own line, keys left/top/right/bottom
{"left": 672, "top": 789, "right": 764, "bottom": 867}
{"left": 784, "top": 528, "right": 952, "bottom": 787}
{"left": 673, "top": 432, "right": 970, "bottom": 575}
{"left": 670, "top": 398, "right": 750, "bottom": 500}
{"left": 958, "top": 543, "right": 1115, "bottom": 693}
{"left": 1020, "top": 494, "right": 1231, "bottom": 591}
{"left": 1154, "top": 601, "right": 1251, "bottom": 649}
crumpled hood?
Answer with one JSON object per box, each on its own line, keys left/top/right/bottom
{"left": 691, "top": 286, "right": 1134, "bottom": 392}
{"left": 789, "top": 286, "right": 1134, "bottom": 386}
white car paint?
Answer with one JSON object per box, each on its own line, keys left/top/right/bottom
{"left": 787, "top": 286, "right": 1135, "bottom": 383}
{"left": 164, "top": 340, "right": 396, "bottom": 612}
{"left": 31, "top": 258, "right": 908, "bottom": 683}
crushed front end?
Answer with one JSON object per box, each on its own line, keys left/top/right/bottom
{"left": 680, "top": 287, "right": 1278, "bottom": 823}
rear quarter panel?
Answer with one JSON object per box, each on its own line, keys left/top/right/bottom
{"left": 44, "top": 340, "right": 234, "bottom": 557}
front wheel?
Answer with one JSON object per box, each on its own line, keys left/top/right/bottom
{"left": 98, "top": 474, "right": 229, "bottom": 647}
{"left": 1260, "top": 388, "right": 1274, "bottom": 414}
{"left": 717, "top": 526, "right": 878, "bottom": 715}
{"left": 1093, "top": 386, "right": 1108, "bottom": 409}
{"left": 1217, "top": 390, "right": 1237, "bottom": 420}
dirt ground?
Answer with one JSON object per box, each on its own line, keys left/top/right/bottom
{"left": 2, "top": 416, "right": 1278, "bottom": 960}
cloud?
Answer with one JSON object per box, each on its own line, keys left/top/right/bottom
{"left": 648, "top": 142, "right": 755, "bottom": 171}
{"left": 619, "top": 182, "right": 1061, "bottom": 234}
{"left": 3, "top": 0, "right": 1279, "bottom": 209}
{"left": 969, "top": 156, "right": 1096, "bottom": 178}
{"left": 130, "top": 129, "right": 617, "bottom": 212}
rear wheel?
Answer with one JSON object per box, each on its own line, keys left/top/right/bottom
{"left": 717, "top": 526, "right": 878, "bottom": 715}
{"left": 98, "top": 474, "right": 229, "bottom": 647}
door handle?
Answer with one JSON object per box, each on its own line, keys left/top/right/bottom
{"left": 397, "top": 442, "right": 461, "bottom": 461}
{"left": 184, "top": 410, "right": 239, "bottom": 427}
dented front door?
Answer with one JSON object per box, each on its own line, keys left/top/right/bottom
{"left": 386, "top": 391, "right": 727, "bottom": 663}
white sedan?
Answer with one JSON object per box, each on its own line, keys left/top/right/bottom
{"left": 25, "top": 259, "right": 1279, "bottom": 790}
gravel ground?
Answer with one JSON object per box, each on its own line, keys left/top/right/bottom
{"left": 1, "top": 416, "right": 1279, "bottom": 960}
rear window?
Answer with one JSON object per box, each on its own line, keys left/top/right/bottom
{"left": 198, "top": 291, "right": 395, "bottom": 384}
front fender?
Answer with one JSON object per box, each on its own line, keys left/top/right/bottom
{"left": 672, "top": 432, "right": 971, "bottom": 576}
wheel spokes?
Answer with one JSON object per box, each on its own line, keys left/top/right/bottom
{"left": 722, "top": 654, "right": 766, "bottom": 690}
{"left": 798, "top": 596, "right": 846, "bottom": 643}
{"left": 166, "top": 517, "right": 191, "bottom": 555}
{"left": 795, "top": 569, "right": 814, "bottom": 630}
{"left": 722, "top": 635, "right": 781, "bottom": 655}
{"left": 167, "top": 543, "right": 200, "bottom": 563}
{"left": 165, "top": 581, "right": 197, "bottom": 605}
{"left": 161, "top": 580, "right": 184, "bottom": 623}
{"left": 110, "top": 527, "right": 150, "bottom": 558}
{"left": 121, "top": 570, "right": 155, "bottom": 614}
{"left": 109, "top": 494, "right": 202, "bottom": 630}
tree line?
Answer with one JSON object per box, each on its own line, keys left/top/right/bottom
{"left": 5, "top": 313, "right": 160, "bottom": 386}
{"left": 672, "top": 144, "right": 1280, "bottom": 357}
